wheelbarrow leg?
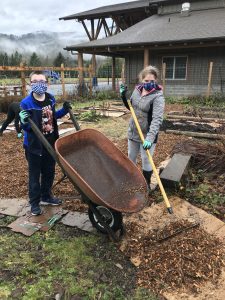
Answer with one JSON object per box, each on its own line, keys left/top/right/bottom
{"left": 52, "top": 173, "right": 67, "bottom": 190}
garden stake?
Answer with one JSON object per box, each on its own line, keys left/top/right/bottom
{"left": 127, "top": 99, "right": 173, "bottom": 214}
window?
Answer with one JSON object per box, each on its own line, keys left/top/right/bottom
{"left": 162, "top": 56, "right": 187, "bottom": 80}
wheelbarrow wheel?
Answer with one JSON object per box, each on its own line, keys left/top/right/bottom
{"left": 88, "top": 204, "right": 123, "bottom": 234}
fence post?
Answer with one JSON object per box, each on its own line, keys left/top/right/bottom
{"left": 61, "top": 63, "right": 66, "bottom": 99}
{"left": 162, "top": 62, "right": 166, "bottom": 96}
{"left": 207, "top": 62, "right": 213, "bottom": 97}
{"left": 20, "top": 62, "right": 26, "bottom": 97}
{"left": 89, "top": 64, "right": 93, "bottom": 97}
{"left": 3, "top": 86, "right": 8, "bottom": 97}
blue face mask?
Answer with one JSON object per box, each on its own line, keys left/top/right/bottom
{"left": 143, "top": 80, "right": 157, "bottom": 91}
{"left": 31, "top": 81, "right": 48, "bottom": 95}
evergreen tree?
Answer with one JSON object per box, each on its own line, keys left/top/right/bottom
{"left": 53, "top": 52, "right": 66, "bottom": 67}
{"left": 29, "top": 52, "right": 41, "bottom": 66}
{"left": 0, "top": 52, "right": 9, "bottom": 66}
{"left": 10, "top": 50, "right": 22, "bottom": 66}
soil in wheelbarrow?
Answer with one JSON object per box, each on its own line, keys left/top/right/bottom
{"left": 121, "top": 219, "right": 225, "bottom": 294}
{"left": 64, "top": 144, "right": 147, "bottom": 212}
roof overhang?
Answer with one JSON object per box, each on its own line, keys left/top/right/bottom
{"left": 64, "top": 39, "right": 225, "bottom": 57}
{"left": 62, "top": 7, "right": 225, "bottom": 56}
{"left": 59, "top": 0, "right": 177, "bottom": 21}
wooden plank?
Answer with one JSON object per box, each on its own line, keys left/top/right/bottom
{"left": 0, "top": 66, "right": 90, "bottom": 72}
{"left": 166, "top": 114, "right": 225, "bottom": 123}
{"left": 165, "top": 129, "right": 225, "bottom": 139}
{"left": 102, "top": 18, "right": 111, "bottom": 36}
{"left": 95, "top": 19, "right": 103, "bottom": 39}
{"left": 81, "top": 20, "right": 92, "bottom": 41}
{"left": 91, "top": 19, "right": 95, "bottom": 39}
{"left": 160, "top": 153, "right": 191, "bottom": 188}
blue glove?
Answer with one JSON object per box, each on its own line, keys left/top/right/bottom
{"left": 19, "top": 110, "right": 30, "bottom": 125}
{"left": 143, "top": 140, "right": 152, "bottom": 150}
{"left": 120, "top": 84, "right": 127, "bottom": 97}
{"left": 17, "top": 133, "right": 23, "bottom": 139}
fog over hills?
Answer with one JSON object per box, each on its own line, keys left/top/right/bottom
{"left": 0, "top": 31, "right": 86, "bottom": 57}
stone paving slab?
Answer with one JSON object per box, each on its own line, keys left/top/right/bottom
{"left": 60, "top": 211, "right": 96, "bottom": 233}
{"left": 0, "top": 198, "right": 30, "bottom": 217}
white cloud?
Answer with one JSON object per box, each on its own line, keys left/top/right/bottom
{"left": 0, "top": 0, "right": 135, "bottom": 35}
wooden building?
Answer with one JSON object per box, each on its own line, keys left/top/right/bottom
{"left": 60, "top": 0, "right": 225, "bottom": 96}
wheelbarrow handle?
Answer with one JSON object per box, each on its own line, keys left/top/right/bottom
{"left": 27, "top": 117, "right": 60, "bottom": 164}
{"left": 68, "top": 107, "right": 80, "bottom": 131}
{"left": 23, "top": 112, "right": 88, "bottom": 206}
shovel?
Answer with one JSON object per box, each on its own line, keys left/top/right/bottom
{"left": 127, "top": 99, "right": 173, "bottom": 214}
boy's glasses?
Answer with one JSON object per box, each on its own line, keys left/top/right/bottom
{"left": 31, "top": 80, "right": 48, "bottom": 84}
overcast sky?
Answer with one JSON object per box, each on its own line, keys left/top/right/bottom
{"left": 1, "top": 0, "right": 136, "bottom": 35}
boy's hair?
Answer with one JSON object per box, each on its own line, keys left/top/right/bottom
{"left": 138, "top": 65, "right": 159, "bottom": 82}
{"left": 29, "top": 71, "right": 48, "bottom": 81}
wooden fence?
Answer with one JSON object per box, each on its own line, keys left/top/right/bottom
{"left": 0, "top": 63, "right": 93, "bottom": 98}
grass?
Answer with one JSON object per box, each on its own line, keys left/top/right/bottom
{"left": 0, "top": 216, "right": 158, "bottom": 300}
{"left": 81, "top": 116, "right": 128, "bottom": 141}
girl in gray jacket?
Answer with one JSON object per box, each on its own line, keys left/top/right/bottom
{"left": 120, "top": 65, "right": 165, "bottom": 192}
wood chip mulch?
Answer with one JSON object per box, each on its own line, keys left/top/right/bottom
{"left": 123, "top": 219, "right": 225, "bottom": 294}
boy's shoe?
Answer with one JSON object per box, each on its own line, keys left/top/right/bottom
{"left": 0, "top": 131, "right": 3, "bottom": 136}
{"left": 41, "top": 197, "right": 62, "bottom": 206}
{"left": 31, "top": 205, "right": 42, "bottom": 216}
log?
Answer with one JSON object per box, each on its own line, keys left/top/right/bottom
{"left": 166, "top": 114, "right": 225, "bottom": 123}
{"left": 165, "top": 129, "right": 225, "bottom": 139}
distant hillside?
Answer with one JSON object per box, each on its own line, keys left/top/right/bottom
{"left": 0, "top": 31, "right": 85, "bottom": 57}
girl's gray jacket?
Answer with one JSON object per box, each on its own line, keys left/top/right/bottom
{"left": 127, "top": 88, "right": 165, "bottom": 144}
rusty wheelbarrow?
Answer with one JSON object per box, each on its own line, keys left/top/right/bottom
{"left": 27, "top": 108, "right": 147, "bottom": 241}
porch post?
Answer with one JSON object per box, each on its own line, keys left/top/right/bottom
{"left": 92, "top": 54, "right": 96, "bottom": 76}
{"left": 144, "top": 48, "right": 149, "bottom": 68}
{"left": 112, "top": 56, "right": 116, "bottom": 91}
{"left": 78, "top": 52, "right": 84, "bottom": 96}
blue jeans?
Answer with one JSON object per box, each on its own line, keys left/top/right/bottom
{"left": 25, "top": 148, "right": 56, "bottom": 206}
{"left": 128, "top": 139, "right": 156, "bottom": 172}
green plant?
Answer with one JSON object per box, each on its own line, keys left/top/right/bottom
{"left": 78, "top": 110, "right": 101, "bottom": 122}
{"left": 94, "top": 90, "right": 119, "bottom": 101}
{"left": 166, "top": 93, "right": 225, "bottom": 107}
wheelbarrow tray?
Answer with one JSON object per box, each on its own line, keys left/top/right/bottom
{"left": 55, "top": 129, "right": 147, "bottom": 213}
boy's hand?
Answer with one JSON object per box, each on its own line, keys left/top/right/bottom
{"left": 19, "top": 110, "right": 30, "bottom": 124}
{"left": 63, "top": 101, "right": 72, "bottom": 111}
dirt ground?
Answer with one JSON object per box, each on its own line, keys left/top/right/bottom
{"left": 1, "top": 103, "right": 225, "bottom": 299}
{"left": 0, "top": 103, "right": 187, "bottom": 205}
